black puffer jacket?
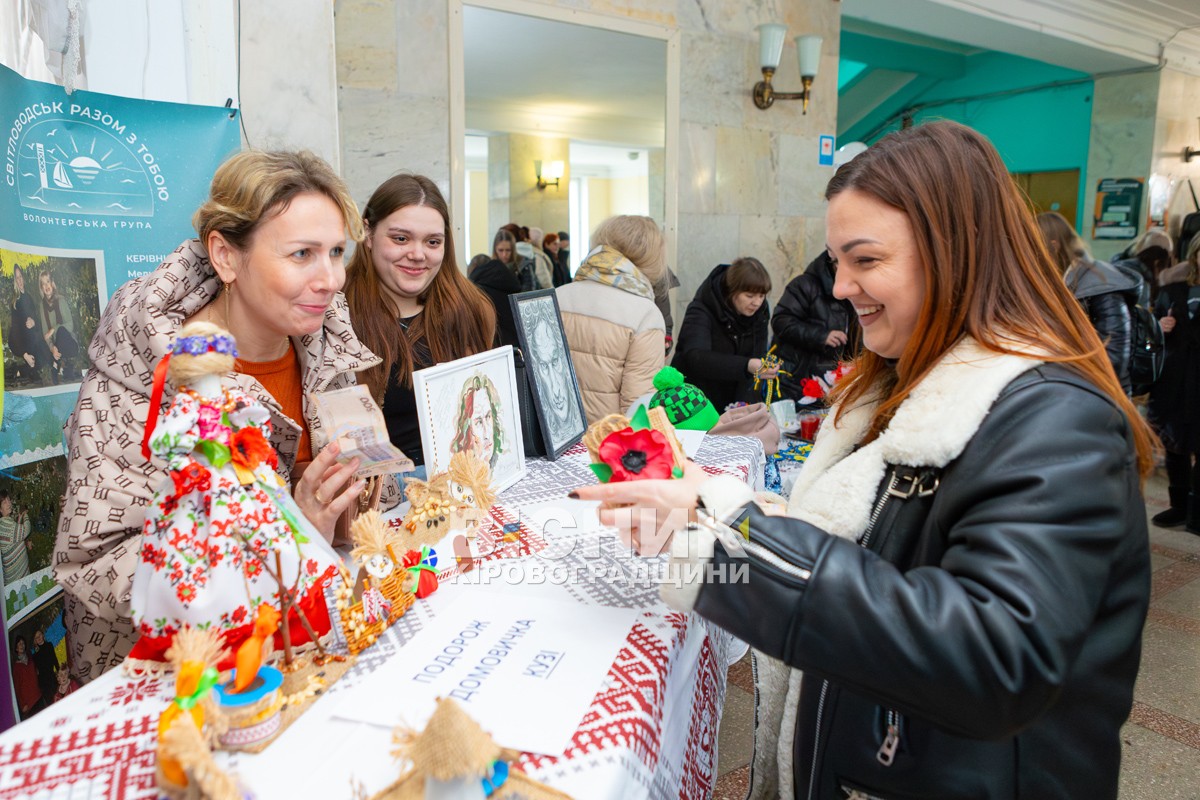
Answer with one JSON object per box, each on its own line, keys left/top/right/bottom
{"left": 671, "top": 263, "right": 769, "bottom": 410}
{"left": 1066, "top": 258, "right": 1139, "bottom": 395}
{"left": 1149, "top": 279, "right": 1200, "bottom": 452}
{"left": 687, "top": 360, "right": 1148, "bottom": 799}
{"left": 772, "top": 253, "right": 859, "bottom": 397}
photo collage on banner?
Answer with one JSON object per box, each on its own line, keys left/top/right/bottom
{"left": 0, "top": 63, "right": 240, "bottom": 725}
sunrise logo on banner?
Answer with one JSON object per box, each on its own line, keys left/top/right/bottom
{"left": 1, "top": 63, "right": 240, "bottom": 296}
{"left": 13, "top": 110, "right": 158, "bottom": 217}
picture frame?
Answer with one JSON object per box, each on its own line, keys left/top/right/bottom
{"left": 509, "top": 290, "right": 587, "bottom": 460}
{"left": 412, "top": 345, "right": 527, "bottom": 493}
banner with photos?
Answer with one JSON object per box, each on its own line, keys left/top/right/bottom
{"left": 0, "top": 62, "right": 240, "bottom": 726}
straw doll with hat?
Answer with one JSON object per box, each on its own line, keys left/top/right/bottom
{"left": 129, "top": 321, "right": 341, "bottom": 669}
{"left": 363, "top": 698, "right": 571, "bottom": 800}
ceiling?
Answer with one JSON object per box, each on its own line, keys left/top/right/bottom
{"left": 841, "top": 0, "right": 1200, "bottom": 76}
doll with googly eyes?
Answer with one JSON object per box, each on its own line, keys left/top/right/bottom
{"left": 349, "top": 511, "right": 401, "bottom": 625}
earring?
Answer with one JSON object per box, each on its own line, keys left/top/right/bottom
{"left": 223, "top": 281, "right": 232, "bottom": 327}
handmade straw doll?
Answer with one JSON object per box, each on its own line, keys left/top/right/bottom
{"left": 129, "top": 321, "right": 341, "bottom": 668}
{"left": 157, "top": 626, "right": 226, "bottom": 792}
{"left": 349, "top": 512, "right": 401, "bottom": 625}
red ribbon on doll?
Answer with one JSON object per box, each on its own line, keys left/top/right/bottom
{"left": 141, "top": 353, "right": 173, "bottom": 462}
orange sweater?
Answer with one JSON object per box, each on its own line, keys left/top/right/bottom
{"left": 237, "top": 342, "right": 311, "bottom": 463}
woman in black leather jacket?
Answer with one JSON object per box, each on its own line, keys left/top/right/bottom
{"left": 771, "top": 251, "right": 860, "bottom": 399}
{"left": 672, "top": 257, "right": 773, "bottom": 410}
{"left": 1037, "top": 212, "right": 1139, "bottom": 395}
{"left": 575, "top": 121, "right": 1155, "bottom": 799}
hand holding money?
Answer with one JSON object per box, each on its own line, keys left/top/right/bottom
{"left": 310, "top": 385, "right": 415, "bottom": 478}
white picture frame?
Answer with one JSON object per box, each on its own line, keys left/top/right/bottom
{"left": 412, "top": 345, "right": 527, "bottom": 492}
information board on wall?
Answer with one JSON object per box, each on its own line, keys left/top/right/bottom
{"left": 1092, "top": 177, "right": 1145, "bottom": 240}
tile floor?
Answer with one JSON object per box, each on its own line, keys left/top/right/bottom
{"left": 712, "top": 472, "right": 1200, "bottom": 799}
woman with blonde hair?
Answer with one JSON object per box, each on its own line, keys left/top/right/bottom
{"left": 555, "top": 215, "right": 666, "bottom": 422}
{"left": 576, "top": 121, "right": 1153, "bottom": 797}
{"left": 55, "top": 149, "right": 380, "bottom": 681}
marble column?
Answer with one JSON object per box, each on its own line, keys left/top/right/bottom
{"left": 1082, "top": 71, "right": 1158, "bottom": 262}
{"left": 335, "top": 0, "right": 451, "bottom": 207}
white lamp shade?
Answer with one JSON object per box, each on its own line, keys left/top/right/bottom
{"left": 757, "top": 24, "right": 787, "bottom": 70}
{"left": 544, "top": 160, "right": 565, "bottom": 180}
{"left": 796, "top": 35, "right": 822, "bottom": 78}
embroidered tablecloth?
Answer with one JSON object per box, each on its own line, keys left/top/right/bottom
{"left": 0, "top": 435, "right": 764, "bottom": 800}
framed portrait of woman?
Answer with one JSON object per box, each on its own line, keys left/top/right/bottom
{"left": 412, "top": 346, "right": 526, "bottom": 492}
{"left": 509, "top": 290, "right": 586, "bottom": 460}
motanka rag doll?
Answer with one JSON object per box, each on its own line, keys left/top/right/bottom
{"left": 129, "top": 321, "right": 340, "bottom": 668}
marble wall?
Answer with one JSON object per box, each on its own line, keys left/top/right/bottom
{"left": 1081, "top": 72, "right": 1158, "bottom": 261}
{"left": 240, "top": 1, "right": 340, "bottom": 171}
{"left": 1081, "top": 68, "right": 1200, "bottom": 262}
{"left": 334, "top": 0, "right": 841, "bottom": 330}
{"left": 1152, "top": 68, "right": 1200, "bottom": 251}
{"left": 334, "top": 0, "right": 452, "bottom": 209}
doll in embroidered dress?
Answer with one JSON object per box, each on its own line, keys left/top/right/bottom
{"left": 129, "top": 322, "right": 340, "bottom": 667}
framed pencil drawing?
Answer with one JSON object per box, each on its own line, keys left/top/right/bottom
{"left": 510, "top": 290, "right": 586, "bottom": 460}
{"left": 412, "top": 345, "right": 526, "bottom": 492}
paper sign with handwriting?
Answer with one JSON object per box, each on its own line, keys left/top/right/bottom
{"left": 332, "top": 589, "right": 638, "bottom": 754}
{"left": 309, "top": 385, "right": 414, "bottom": 478}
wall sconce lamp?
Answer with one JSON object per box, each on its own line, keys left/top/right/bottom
{"left": 535, "top": 160, "right": 565, "bottom": 190}
{"left": 753, "top": 25, "right": 822, "bottom": 113}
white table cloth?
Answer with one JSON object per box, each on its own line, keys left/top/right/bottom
{"left": 0, "top": 436, "right": 764, "bottom": 800}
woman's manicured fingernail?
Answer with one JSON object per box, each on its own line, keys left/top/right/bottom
{"left": 567, "top": 490, "right": 580, "bottom": 499}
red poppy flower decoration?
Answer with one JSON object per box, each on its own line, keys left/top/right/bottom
{"left": 230, "top": 428, "right": 275, "bottom": 471}
{"left": 597, "top": 428, "right": 674, "bottom": 482}
{"left": 170, "top": 461, "right": 211, "bottom": 497}
{"left": 800, "top": 377, "right": 826, "bottom": 399}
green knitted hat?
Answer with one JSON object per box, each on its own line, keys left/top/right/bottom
{"left": 649, "top": 366, "right": 720, "bottom": 431}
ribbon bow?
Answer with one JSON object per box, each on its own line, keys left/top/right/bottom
{"left": 173, "top": 667, "right": 220, "bottom": 711}
{"left": 404, "top": 545, "right": 439, "bottom": 577}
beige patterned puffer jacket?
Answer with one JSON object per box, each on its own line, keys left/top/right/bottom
{"left": 54, "top": 239, "right": 389, "bottom": 681}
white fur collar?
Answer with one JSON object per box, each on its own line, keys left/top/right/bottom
{"left": 748, "top": 337, "right": 1044, "bottom": 800}
{"left": 786, "top": 336, "right": 1043, "bottom": 541}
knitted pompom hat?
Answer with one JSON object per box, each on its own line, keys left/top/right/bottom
{"left": 648, "top": 366, "right": 720, "bottom": 431}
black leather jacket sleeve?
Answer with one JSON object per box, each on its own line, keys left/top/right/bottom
{"left": 771, "top": 276, "right": 832, "bottom": 353}
{"left": 693, "top": 373, "right": 1141, "bottom": 740}
{"left": 1084, "top": 291, "right": 1132, "bottom": 393}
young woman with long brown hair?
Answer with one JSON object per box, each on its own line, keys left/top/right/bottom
{"left": 344, "top": 174, "right": 495, "bottom": 470}
{"left": 576, "top": 121, "right": 1154, "bottom": 798}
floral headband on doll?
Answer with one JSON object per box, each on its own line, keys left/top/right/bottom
{"left": 141, "top": 333, "right": 239, "bottom": 461}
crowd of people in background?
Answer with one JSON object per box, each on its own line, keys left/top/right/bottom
{"left": 18, "top": 124, "right": 1188, "bottom": 800}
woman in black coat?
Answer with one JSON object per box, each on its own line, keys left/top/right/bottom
{"left": 1148, "top": 237, "right": 1200, "bottom": 531}
{"left": 671, "top": 258, "right": 773, "bottom": 411}
{"left": 576, "top": 121, "right": 1154, "bottom": 799}
{"left": 468, "top": 255, "right": 522, "bottom": 348}
{"left": 771, "top": 252, "right": 860, "bottom": 400}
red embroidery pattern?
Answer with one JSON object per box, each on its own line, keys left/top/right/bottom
{"left": 0, "top": 716, "right": 158, "bottom": 799}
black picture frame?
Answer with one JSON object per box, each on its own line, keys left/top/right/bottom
{"left": 509, "top": 289, "right": 587, "bottom": 460}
